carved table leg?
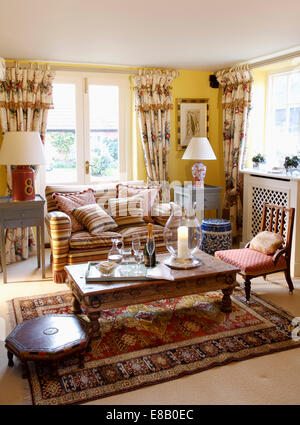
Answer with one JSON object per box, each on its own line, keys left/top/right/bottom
{"left": 71, "top": 295, "right": 82, "bottom": 315}
{"left": 7, "top": 350, "right": 14, "bottom": 367}
{"left": 87, "top": 312, "right": 101, "bottom": 338}
{"left": 221, "top": 287, "right": 233, "bottom": 313}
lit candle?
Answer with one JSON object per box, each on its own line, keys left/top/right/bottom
{"left": 177, "top": 225, "right": 189, "bottom": 259}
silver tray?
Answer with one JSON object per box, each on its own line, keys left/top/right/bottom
{"left": 85, "top": 261, "right": 159, "bottom": 282}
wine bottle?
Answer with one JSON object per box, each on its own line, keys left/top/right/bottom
{"left": 144, "top": 223, "right": 156, "bottom": 267}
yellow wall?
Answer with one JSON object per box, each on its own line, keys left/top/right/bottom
{"left": 0, "top": 62, "right": 225, "bottom": 201}
{"left": 246, "top": 69, "right": 268, "bottom": 167}
{"left": 134, "top": 70, "right": 225, "bottom": 198}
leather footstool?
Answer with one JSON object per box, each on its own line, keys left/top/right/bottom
{"left": 5, "top": 314, "right": 91, "bottom": 378}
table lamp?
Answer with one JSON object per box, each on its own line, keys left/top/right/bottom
{"left": 0, "top": 131, "right": 46, "bottom": 201}
{"left": 182, "top": 137, "right": 216, "bottom": 187}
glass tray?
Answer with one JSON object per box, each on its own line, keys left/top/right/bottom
{"left": 85, "top": 261, "right": 159, "bottom": 282}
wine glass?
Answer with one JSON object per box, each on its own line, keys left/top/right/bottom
{"left": 134, "top": 249, "right": 143, "bottom": 274}
{"left": 146, "top": 238, "right": 155, "bottom": 257}
{"left": 132, "top": 235, "right": 141, "bottom": 254}
{"left": 122, "top": 247, "right": 132, "bottom": 273}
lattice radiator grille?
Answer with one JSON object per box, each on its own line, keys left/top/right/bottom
{"left": 251, "top": 186, "right": 288, "bottom": 238}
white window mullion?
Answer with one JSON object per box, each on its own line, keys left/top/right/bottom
{"left": 75, "top": 76, "right": 85, "bottom": 185}
{"left": 83, "top": 77, "right": 91, "bottom": 185}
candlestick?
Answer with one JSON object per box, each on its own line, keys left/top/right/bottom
{"left": 177, "top": 225, "right": 189, "bottom": 259}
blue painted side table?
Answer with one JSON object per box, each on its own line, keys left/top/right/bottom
{"left": 200, "top": 219, "right": 232, "bottom": 256}
{"left": 0, "top": 195, "right": 45, "bottom": 283}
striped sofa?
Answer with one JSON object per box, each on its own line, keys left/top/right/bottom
{"left": 45, "top": 182, "right": 171, "bottom": 283}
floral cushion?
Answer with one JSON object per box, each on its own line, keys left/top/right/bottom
{"left": 249, "top": 231, "right": 284, "bottom": 255}
{"left": 72, "top": 203, "right": 118, "bottom": 235}
{"left": 52, "top": 188, "right": 96, "bottom": 232}
{"left": 215, "top": 248, "right": 286, "bottom": 275}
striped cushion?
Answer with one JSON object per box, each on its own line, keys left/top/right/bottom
{"left": 70, "top": 230, "right": 121, "bottom": 249}
{"left": 108, "top": 196, "right": 145, "bottom": 228}
{"left": 215, "top": 248, "right": 287, "bottom": 275}
{"left": 72, "top": 203, "right": 118, "bottom": 235}
{"left": 152, "top": 202, "right": 182, "bottom": 226}
{"left": 46, "top": 181, "right": 144, "bottom": 213}
{"left": 117, "top": 183, "right": 160, "bottom": 221}
{"left": 52, "top": 189, "right": 96, "bottom": 232}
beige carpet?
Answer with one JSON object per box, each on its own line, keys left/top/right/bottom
{"left": 1, "top": 250, "right": 300, "bottom": 405}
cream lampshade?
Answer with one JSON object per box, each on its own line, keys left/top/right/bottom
{"left": 0, "top": 131, "right": 46, "bottom": 201}
{"left": 182, "top": 137, "right": 216, "bottom": 187}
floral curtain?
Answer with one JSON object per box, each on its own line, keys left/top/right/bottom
{"left": 0, "top": 63, "right": 55, "bottom": 268}
{"left": 216, "top": 65, "right": 253, "bottom": 237}
{"left": 132, "top": 69, "right": 178, "bottom": 202}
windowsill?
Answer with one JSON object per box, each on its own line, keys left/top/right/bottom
{"left": 240, "top": 167, "right": 300, "bottom": 180}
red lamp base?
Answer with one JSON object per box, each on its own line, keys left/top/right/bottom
{"left": 11, "top": 166, "right": 35, "bottom": 201}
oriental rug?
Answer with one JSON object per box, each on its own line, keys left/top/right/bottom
{"left": 9, "top": 289, "right": 300, "bottom": 405}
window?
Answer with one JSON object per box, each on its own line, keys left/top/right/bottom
{"left": 265, "top": 69, "right": 300, "bottom": 166}
{"left": 44, "top": 72, "right": 130, "bottom": 185}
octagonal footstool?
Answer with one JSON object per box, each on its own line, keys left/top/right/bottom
{"left": 5, "top": 314, "right": 91, "bottom": 378}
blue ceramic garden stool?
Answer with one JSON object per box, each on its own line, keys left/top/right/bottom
{"left": 200, "top": 219, "right": 232, "bottom": 256}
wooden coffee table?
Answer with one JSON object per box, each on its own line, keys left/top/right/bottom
{"left": 65, "top": 252, "right": 239, "bottom": 338}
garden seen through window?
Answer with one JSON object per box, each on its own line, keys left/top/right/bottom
{"left": 45, "top": 74, "right": 128, "bottom": 185}
{"left": 266, "top": 69, "right": 300, "bottom": 167}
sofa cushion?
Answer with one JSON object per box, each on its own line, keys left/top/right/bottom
{"left": 117, "top": 183, "right": 160, "bottom": 222}
{"left": 69, "top": 230, "right": 121, "bottom": 250}
{"left": 72, "top": 203, "right": 118, "bottom": 235}
{"left": 151, "top": 202, "right": 182, "bottom": 226}
{"left": 119, "top": 224, "right": 165, "bottom": 246}
{"left": 46, "top": 181, "right": 145, "bottom": 214}
{"left": 52, "top": 188, "right": 96, "bottom": 232}
{"left": 249, "top": 231, "right": 284, "bottom": 255}
{"left": 108, "top": 196, "right": 145, "bottom": 228}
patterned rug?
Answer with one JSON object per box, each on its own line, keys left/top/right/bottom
{"left": 9, "top": 289, "right": 300, "bottom": 405}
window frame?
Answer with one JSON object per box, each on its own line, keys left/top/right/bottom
{"left": 44, "top": 70, "right": 131, "bottom": 186}
{"left": 265, "top": 67, "right": 300, "bottom": 163}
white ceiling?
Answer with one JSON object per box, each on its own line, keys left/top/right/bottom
{"left": 1, "top": 0, "right": 300, "bottom": 71}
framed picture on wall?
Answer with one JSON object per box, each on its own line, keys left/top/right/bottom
{"left": 176, "top": 98, "right": 209, "bottom": 149}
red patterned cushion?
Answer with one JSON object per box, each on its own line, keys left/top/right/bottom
{"left": 215, "top": 248, "right": 286, "bottom": 275}
{"left": 52, "top": 189, "right": 96, "bottom": 232}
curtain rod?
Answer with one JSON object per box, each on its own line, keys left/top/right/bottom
{"left": 238, "top": 50, "right": 300, "bottom": 70}
{"left": 5, "top": 61, "right": 138, "bottom": 75}
{"left": 5, "top": 61, "right": 180, "bottom": 75}
{"left": 216, "top": 50, "right": 300, "bottom": 73}
{"left": 248, "top": 50, "right": 300, "bottom": 69}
